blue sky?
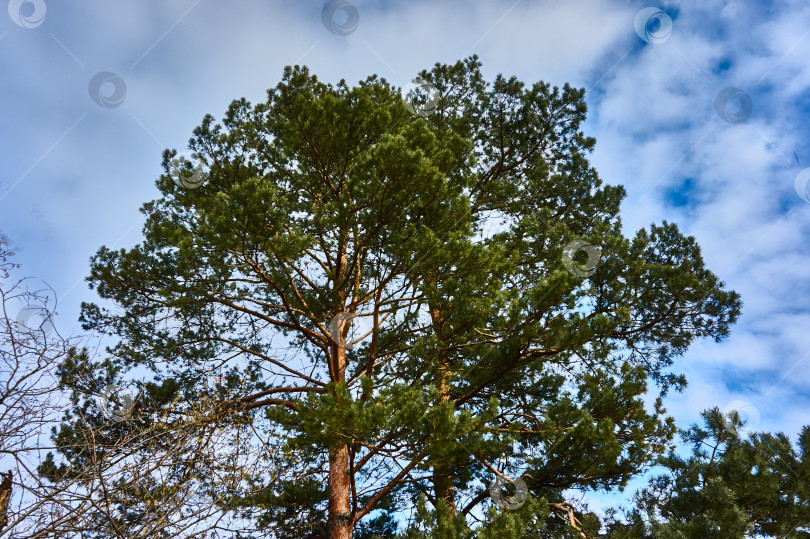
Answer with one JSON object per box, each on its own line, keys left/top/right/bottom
{"left": 2, "top": 0, "right": 810, "bottom": 489}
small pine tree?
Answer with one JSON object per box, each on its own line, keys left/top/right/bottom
{"left": 607, "top": 409, "right": 810, "bottom": 538}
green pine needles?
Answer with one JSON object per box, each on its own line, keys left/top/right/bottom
{"left": 40, "top": 57, "right": 804, "bottom": 539}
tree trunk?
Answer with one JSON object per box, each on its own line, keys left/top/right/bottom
{"left": 328, "top": 244, "right": 353, "bottom": 538}
{"left": 327, "top": 444, "right": 353, "bottom": 538}
{"left": 432, "top": 471, "right": 456, "bottom": 514}
{"left": 327, "top": 343, "right": 353, "bottom": 538}
{"left": 432, "top": 361, "right": 456, "bottom": 515}
{"left": 429, "top": 290, "right": 456, "bottom": 515}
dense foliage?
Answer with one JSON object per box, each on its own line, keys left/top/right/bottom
{"left": 39, "top": 57, "right": 807, "bottom": 539}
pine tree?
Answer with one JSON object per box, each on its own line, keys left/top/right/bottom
{"left": 50, "top": 57, "right": 741, "bottom": 538}
{"left": 606, "top": 409, "right": 810, "bottom": 538}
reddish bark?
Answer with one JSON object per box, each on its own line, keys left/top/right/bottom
{"left": 327, "top": 444, "right": 353, "bottom": 538}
